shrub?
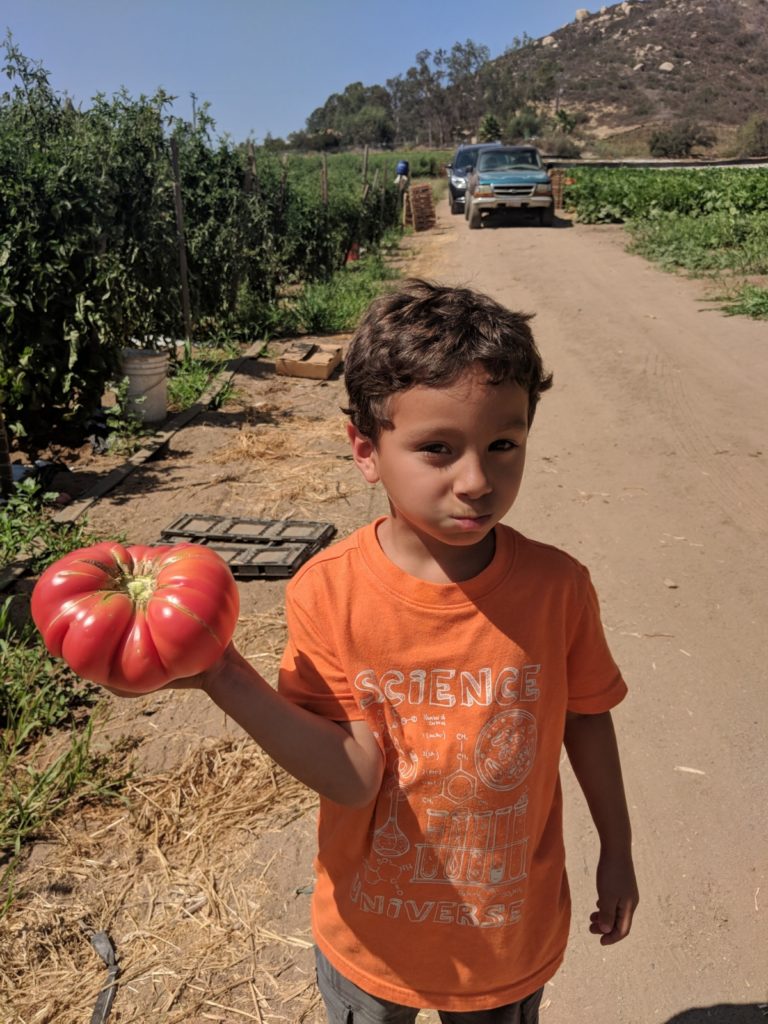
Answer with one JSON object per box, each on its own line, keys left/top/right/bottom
{"left": 648, "top": 121, "right": 716, "bottom": 158}
{"left": 540, "top": 134, "right": 582, "bottom": 158}
{"left": 734, "top": 115, "right": 768, "bottom": 158}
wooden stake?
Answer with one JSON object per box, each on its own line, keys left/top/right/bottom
{"left": 0, "top": 407, "right": 13, "bottom": 501}
{"left": 169, "top": 137, "right": 193, "bottom": 341}
{"left": 244, "top": 141, "right": 257, "bottom": 196}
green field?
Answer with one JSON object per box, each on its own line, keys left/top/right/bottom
{"left": 563, "top": 167, "right": 768, "bottom": 320}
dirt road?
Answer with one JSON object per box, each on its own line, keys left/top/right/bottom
{"left": 7, "top": 205, "right": 766, "bottom": 1024}
{"left": 425, "top": 209, "right": 767, "bottom": 1023}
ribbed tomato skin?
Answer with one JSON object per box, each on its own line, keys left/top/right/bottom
{"left": 31, "top": 542, "right": 240, "bottom": 692}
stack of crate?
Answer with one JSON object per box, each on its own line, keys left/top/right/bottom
{"left": 403, "top": 183, "right": 436, "bottom": 231}
{"left": 549, "top": 169, "right": 565, "bottom": 209}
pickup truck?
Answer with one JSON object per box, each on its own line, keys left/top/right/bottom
{"left": 465, "top": 146, "right": 554, "bottom": 228}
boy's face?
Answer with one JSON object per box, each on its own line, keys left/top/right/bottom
{"left": 348, "top": 365, "right": 529, "bottom": 575}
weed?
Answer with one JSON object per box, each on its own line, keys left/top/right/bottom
{"left": 718, "top": 283, "right": 768, "bottom": 319}
{"left": 291, "top": 253, "right": 399, "bottom": 335}
{"left": 104, "top": 376, "right": 152, "bottom": 455}
{"left": 0, "top": 596, "right": 124, "bottom": 915}
{"left": 168, "top": 341, "right": 239, "bottom": 411}
{"left": 0, "top": 483, "right": 123, "bottom": 913}
{"left": 0, "top": 478, "right": 99, "bottom": 573}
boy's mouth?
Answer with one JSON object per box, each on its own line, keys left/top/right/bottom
{"left": 451, "top": 513, "right": 492, "bottom": 530}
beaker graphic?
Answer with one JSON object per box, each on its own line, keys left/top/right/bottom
{"left": 372, "top": 783, "right": 410, "bottom": 857}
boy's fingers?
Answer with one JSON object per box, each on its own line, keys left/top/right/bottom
{"left": 612, "top": 896, "right": 636, "bottom": 942}
{"left": 603, "top": 905, "right": 617, "bottom": 934}
{"left": 589, "top": 898, "right": 635, "bottom": 945}
{"left": 593, "top": 902, "right": 617, "bottom": 935}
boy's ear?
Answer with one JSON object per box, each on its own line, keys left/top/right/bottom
{"left": 347, "top": 423, "right": 380, "bottom": 484}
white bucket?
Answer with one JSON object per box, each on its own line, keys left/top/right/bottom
{"left": 120, "top": 349, "right": 169, "bottom": 424}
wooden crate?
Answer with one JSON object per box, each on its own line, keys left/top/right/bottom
{"left": 403, "top": 183, "right": 436, "bottom": 231}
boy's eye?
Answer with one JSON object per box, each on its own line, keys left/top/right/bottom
{"left": 419, "top": 443, "right": 450, "bottom": 455}
{"left": 490, "top": 439, "right": 518, "bottom": 451}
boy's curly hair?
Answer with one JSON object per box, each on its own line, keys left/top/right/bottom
{"left": 343, "top": 279, "right": 553, "bottom": 440}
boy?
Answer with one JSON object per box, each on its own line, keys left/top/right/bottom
{"left": 168, "top": 280, "right": 638, "bottom": 1021}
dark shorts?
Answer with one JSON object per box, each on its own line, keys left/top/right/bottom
{"left": 314, "top": 946, "right": 543, "bottom": 1024}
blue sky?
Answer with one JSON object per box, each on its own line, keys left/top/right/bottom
{"left": 4, "top": 1, "right": 597, "bottom": 142}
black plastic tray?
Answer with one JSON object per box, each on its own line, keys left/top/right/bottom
{"left": 160, "top": 515, "right": 336, "bottom": 578}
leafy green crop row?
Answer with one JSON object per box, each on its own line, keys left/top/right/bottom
{"left": 563, "top": 167, "right": 768, "bottom": 319}
{"left": 564, "top": 167, "right": 768, "bottom": 223}
{"left": 627, "top": 211, "right": 768, "bottom": 275}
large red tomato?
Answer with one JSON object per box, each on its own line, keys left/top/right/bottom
{"left": 31, "top": 542, "right": 240, "bottom": 693}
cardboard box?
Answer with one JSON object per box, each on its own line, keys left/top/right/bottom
{"left": 275, "top": 340, "right": 343, "bottom": 380}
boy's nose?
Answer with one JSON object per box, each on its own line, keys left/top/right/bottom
{"left": 455, "top": 455, "right": 492, "bottom": 499}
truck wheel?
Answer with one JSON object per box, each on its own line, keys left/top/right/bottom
{"left": 539, "top": 205, "right": 554, "bottom": 227}
{"left": 468, "top": 204, "right": 482, "bottom": 230}
{"left": 450, "top": 198, "right": 462, "bottom": 215}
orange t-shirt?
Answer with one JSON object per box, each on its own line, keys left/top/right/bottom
{"left": 279, "top": 519, "right": 626, "bottom": 1012}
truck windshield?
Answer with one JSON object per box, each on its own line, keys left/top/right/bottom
{"left": 477, "top": 152, "right": 541, "bottom": 172}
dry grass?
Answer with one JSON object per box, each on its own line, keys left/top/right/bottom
{"left": 0, "top": 737, "right": 320, "bottom": 1023}
{"left": 236, "top": 610, "right": 289, "bottom": 681}
{"left": 212, "top": 415, "right": 362, "bottom": 520}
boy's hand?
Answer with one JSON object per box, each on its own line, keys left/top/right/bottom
{"left": 590, "top": 851, "right": 639, "bottom": 945}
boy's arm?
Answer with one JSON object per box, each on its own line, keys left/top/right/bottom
{"left": 563, "top": 709, "right": 639, "bottom": 945}
{"left": 112, "top": 644, "right": 384, "bottom": 808}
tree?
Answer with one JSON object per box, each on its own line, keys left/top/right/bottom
{"left": 410, "top": 49, "right": 449, "bottom": 147}
{"left": 262, "top": 132, "right": 288, "bottom": 152}
{"left": 479, "top": 61, "right": 525, "bottom": 131}
{"left": 445, "top": 40, "right": 491, "bottom": 137}
{"left": 478, "top": 113, "right": 501, "bottom": 142}
{"left": 303, "top": 82, "right": 394, "bottom": 148}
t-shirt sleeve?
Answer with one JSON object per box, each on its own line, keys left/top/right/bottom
{"left": 566, "top": 568, "right": 627, "bottom": 714}
{"left": 277, "top": 583, "right": 361, "bottom": 722}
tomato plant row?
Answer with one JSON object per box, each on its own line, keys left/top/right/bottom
{"left": 0, "top": 45, "right": 405, "bottom": 441}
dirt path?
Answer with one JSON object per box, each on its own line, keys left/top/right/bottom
{"left": 429, "top": 209, "right": 767, "bottom": 1022}
{"left": 6, "top": 206, "right": 766, "bottom": 1024}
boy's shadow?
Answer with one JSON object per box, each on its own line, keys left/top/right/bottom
{"left": 663, "top": 1005, "right": 767, "bottom": 1023}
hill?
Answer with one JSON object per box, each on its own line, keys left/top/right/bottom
{"left": 495, "top": 0, "right": 768, "bottom": 143}
{"left": 291, "top": 0, "right": 768, "bottom": 157}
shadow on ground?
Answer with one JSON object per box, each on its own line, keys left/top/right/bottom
{"left": 476, "top": 210, "right": 573, "bottom": 229}
{"left": 663, "top": 1005, "right": 767, "bottom": 1023}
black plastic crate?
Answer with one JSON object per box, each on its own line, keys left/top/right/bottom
{"left": 160, "top": 515, "right": 336, "bottom": 578}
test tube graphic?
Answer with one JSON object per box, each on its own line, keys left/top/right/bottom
{"left": 466, "top": 811, "right": 493, "bottom": 884}
{"left": 415, "top": 809, "right": 449, "bottom": 880}
{"left": 445, "top": 810, "right": 470, "bottom": 880}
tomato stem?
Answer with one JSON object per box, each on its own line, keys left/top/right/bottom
{"left": 124, "top": 574, "right": 156, "bottom": 605}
